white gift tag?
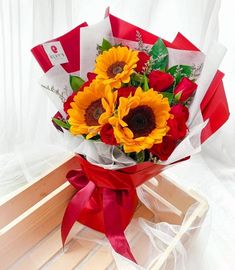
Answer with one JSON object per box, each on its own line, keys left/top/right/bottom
{"left": 43, "top": 41, "right": 68, "bottom": 65}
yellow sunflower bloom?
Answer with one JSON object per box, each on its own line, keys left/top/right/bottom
{"left": 68, "top": 81, "right": 117, "bottom": 139}
{"left": 94, "top": 46, "right": 139, "bottom": 89}
{"left": 109, "top": 87, "right": 171, "bottom": 153}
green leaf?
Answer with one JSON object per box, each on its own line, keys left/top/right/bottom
{"left": 143, "top": 75, "right": 149, "bottom": 91}
{"left": 162, "top": 91, "right": 174, "bottom": 104}
{"left": 136, "top": 151, "right": 145, "bottom": 163}
{"left": 174, "top": 91, "right": 182, "bottom": 102}
{"left": 167, "top": 65, "right": 192, "bottom": 85}
{"left": 101, "top": 38, "right": 112, "bottom": 51}
{"left": 52, "top": 118, "right": 70, "bottom": 129}
{"left": 70, "top": 75, "right": 85, "bottom": 92}
{"left": 149, "top": 39, "right": 168, "bottom": 71}
{"left": 97, "top": 38, "right": 112, "bottom": 53}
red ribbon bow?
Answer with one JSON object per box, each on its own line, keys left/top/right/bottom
{"left": 61, "top": 168, "right": 137, "bottom": 262}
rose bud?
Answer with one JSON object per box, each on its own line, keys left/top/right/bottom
{"left": 167, "top": 104, "right": 189, "bottom": 140}
{"left": 149, "top": 70, "right": 174, "bottom": 92}
{"left": 100, "top": 123, "right": 118, "bottom": 145}
{"left": 174, "top": 77, "right": 197, "bottom": 102}
{"left": 150, "top": 136, "right": 176, "bottom": 161}
{"left": 136, "top": 51, "right": 150, "bottom": 73}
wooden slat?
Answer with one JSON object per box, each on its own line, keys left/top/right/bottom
{"left": 46, "top": 204, "right": 153, "bottom": 270}
{"left": 0, "top": 182, "right": 76, "bottom": 270}
{"left": 142, "top": 183, "right": 183, "bottom": 217}
{"left": 79, "top": 204, "right": 154, "bottom": 270}
{"left": 155, "top": 174, "right": 196, "bottom": 214}
{"left": 10, "top": 223, "right": 85, "bottom": 270}
{"left": 0, "top": 155, "right": 80, "bottom": 229}
{"left": 11, "top": 204, "right": 153, "bottom": 270}
{"left": 47, "top": 237, "right": 99, "bottom": 270}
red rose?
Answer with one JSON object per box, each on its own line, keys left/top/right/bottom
{"left": 149, "top": 70, "right": 174, "bottom": 92}
{"left": 168, "top": 104, "right": 189, "bottom": 140}
{"left": 63, "top": 92, "right": 76, "bottom": 113}
{"left": 100, "top": 123, "right": 118, "bottom": 145}
{"left": 136, "top": 51, "right": 150, "bottom": 73}
{"left": 117, "top": 86, "right": 136, "bottom": 100}
{"left": 79, "top": 73, "right": 97, "bottom": 91}
{"left": 150, "top": 136, "right": 176, "bottom": 161}
{"left": 87, "top": 72, "right": 97, "bottom": 81}
{"left": 174, "top": 77, "right": 197, "bottom": 102}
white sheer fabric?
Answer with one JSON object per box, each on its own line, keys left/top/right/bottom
{"left": 0, "top": 0, "right": 235, "bottom": 269}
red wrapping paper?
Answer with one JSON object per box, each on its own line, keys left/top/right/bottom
{"left": 31, "top": 22, "right": 88, "bottom": 73}
{"left": 31, "top": 13, "right": 229, "bottom": 263}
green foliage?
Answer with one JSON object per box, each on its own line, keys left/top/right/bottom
{"left": 162, "top": 91, "right": 174, "bottom": 104}
{"left": 97, "top": 38, "right": 112, "bottom": 53}
{"left": 52, "top": 118, "right": 70, "bottom": 130}
{"left": 174, "top": 91, "right": 182, "bottom": 102}
{"left": 149, "top": 39, "right": 168, "bottom": 71}
{"left": 136, "top": 151, "right": 145, "bottom": 163}
{"left": 131, "top": 74, "right": 149, "bottom": 90}
{"left": 128, "top": 150, "right": 146, "bottom": 163}
{"left": 143, "top": 75, "right": 149, "bottom": 91}
{"left": 70, "top": 75, "right": 85, "bottom": 92}
{"left": 167, "top": 65, "right": 192, "bottom": 85}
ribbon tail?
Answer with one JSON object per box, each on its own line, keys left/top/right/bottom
{"left": 103, "top": 188, "right": 137, "bottom": 263}
{"left": 61, "top": 181, "right": 96, "bottom": 246}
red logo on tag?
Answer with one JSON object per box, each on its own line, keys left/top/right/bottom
{"left": 43, "top": 41, "right": 68, "bottom": 65}
{"left": 51, "top": 45, "right": 58, "bottom": 53}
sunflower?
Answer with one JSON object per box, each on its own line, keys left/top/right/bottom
{"left": 94, "top": 46, "right": 139, "bottom": 89}
{"left": 68, "top": 81, "right": 117, "bottom": 139}
{"left": 109, "top": 87, "right": 171, "bottom": 153}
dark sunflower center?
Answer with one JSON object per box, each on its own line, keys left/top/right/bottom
{"left": 123, "top": 105, "right": 156, "bottom": 138}
{"left": 107, "top": 61, "right": 126, "bottom": 78}
{"left": 85, "top": 99, "right": 105, "bottom": 126}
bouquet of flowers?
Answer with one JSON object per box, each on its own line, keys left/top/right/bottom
{"left": 31, "top": 11, "right": 229, "bottom": 263}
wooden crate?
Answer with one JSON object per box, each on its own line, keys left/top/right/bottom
{"left": 0, "top": 155, "right": 208, "bottom": 270}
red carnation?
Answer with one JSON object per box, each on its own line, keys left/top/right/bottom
{"left": 149, "top": 70, "right": 174, "bottom": 92}
{"left": 100, "top": 123, "right": 118, "bottom": 145}
{"left": 150, "top": 136, "right": 176, "bottom": 161}
{"left": 168, "top": 104, "right": 189, "bottom": 140}
{"left": 136, "top": 51, "right": 150, "bottom": 73}
{"left": 63, "top": 92, "right": 76, "bottom": 113}
{"left": 174, "top": 77, "right": 197, "bottom": 102}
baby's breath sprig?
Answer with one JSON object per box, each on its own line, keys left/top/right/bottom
{"left": 136, "top": 30, "right": 149, "bottom": 53}
{"left": 41, "top": 84, "right": 67, "bottom": 103}
{"left": 190, "top": 63, "right": 203, "bottom": 81}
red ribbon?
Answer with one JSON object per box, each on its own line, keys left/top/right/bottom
{"left": 61, "top": 169, "right": 137, "bottom": 263}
